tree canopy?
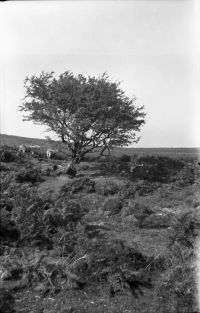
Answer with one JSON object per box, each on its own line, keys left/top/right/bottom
{"left": 20, "top": 71, "right": 146, "bottom": 163}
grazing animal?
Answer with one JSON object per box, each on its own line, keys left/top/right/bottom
{"left": 46, "top": 149, "right": 59, "bottom": 160}
{"left": 130, "top": 163, "right": 144, "bottom": 173}
{"left": 18, "top": 144, "right": 40, "bottom": 157}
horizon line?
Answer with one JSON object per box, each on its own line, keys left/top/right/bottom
{"left": 1, "top": 133, "right": 199, "bottom": 150}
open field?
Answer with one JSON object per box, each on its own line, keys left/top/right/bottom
{"left": 0, "top": 135, "right": 200, "bottom": 313}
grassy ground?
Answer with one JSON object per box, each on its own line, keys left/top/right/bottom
{"left": 0, "top": 134, "right": 200, "bottom": 313}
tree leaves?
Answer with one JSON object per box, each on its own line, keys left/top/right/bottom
{"left": 20, "top": 71, "right": 146, "bottom": 163}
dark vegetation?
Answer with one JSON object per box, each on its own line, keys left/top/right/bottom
{"left": 0, "top": 136, "right": 200, "bottom": 313}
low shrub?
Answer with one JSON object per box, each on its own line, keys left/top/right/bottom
{"left": 94, "top": 179, "right": 121, "bottom": 196}
{"left": 61, "top": 177, "right": 95, "bottom": 194}
{"left": 120, "top": 154, "right": 131, "bottom": 162}
{"left": 0, "top": 150, "right": 16, "bottom": 162}
{"left": 15, "top": 168, "right": 44, "bottom": 183}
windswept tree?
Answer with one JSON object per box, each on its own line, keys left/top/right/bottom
{"left": 20, "top": 71, "right": 146, "bottom": 163}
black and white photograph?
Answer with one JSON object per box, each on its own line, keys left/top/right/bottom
{"left": 0, "top": 0, "right": 200, "bottom": 312}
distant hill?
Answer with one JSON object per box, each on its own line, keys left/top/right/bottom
{"left": 0, "top": 133, "right": 199, "bottom": 160}
{"left": 0, "top": 134, "right": 50, "bottom": 150}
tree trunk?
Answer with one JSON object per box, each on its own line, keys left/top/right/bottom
{"left": 100, "top": 145, "right": 110, "bottom": 156}
{"left": 61, "top": 133, "right": 66, "bottom": 143}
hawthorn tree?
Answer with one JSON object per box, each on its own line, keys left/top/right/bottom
{"left": 20, "top": 71, "right": 146, "bottom": 163}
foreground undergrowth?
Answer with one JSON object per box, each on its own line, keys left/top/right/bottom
{"left": 0, "top": 145, "right": 200, "bottom": 313}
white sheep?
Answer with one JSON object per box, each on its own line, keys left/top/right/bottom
{"left": 18, "top": 144, "right": 40, "bottom": 157}
{"left": 46, "top": 149, "right": 59, "bottom": 160}
{"left": 130, "top": 163, "right": 144, "bottom": 173}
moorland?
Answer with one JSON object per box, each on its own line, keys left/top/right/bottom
{"left": 0, "top": 133, "right": 200, "bottom": 313}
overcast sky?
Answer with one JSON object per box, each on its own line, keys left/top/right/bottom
{"left": 0, "top": 0, "right": 199, "bottom": 147}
